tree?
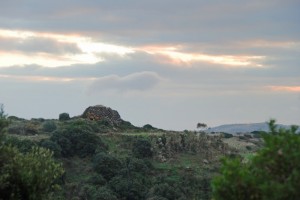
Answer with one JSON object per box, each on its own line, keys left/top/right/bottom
{"left": 59, "top": 113, "right": 70, "bottom": 121}
{"left": 0, "top": 104, "right": 9, "bottom": 133}
{"left": 0, "top": 144, "right": 64, "bottom": 200}
{"left": 212, "top": 120, "right": 300, "bottom": 200}
{"left": 197, "top": 122, "right": 207, "bottom": 130}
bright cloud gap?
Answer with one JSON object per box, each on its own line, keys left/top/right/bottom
{"left": 0, "top": 29, "right": 266, "bottom": 68}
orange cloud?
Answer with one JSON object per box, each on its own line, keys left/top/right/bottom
{"left": 139, "top": 45, "right": 264, "bottom": 67}
{"left": 268, "top": 86, "right": 300, "bottom": 92}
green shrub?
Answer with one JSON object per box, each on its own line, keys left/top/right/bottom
{"left": 59, "top": 113, "right": 70, "bottom": 121}
{"left": 132, "top": 138, "right": 153, "bottom": 158}
{"left": 93, "top": 152, "right": 121, "bottom": 180}
{"left": 222, "top": 132, "right": 233, "bottom": 138}
{"left": 50, "top": 123, "right": 107, "bottom": 157}
{"left": 91, "top": 186, "right": 118, "bottom": 200}
{"left": 39, "top": 139, "right": 62, "bottom": 157}
{"left": 212, "top": 120, "right": 300, "bottom": 200}
{"left": 3, "top": 136, "right": 37, "bottom": 153}
{"left": 42, "top": 120, "right": 57, "bottom": 133}
{"left": 0, "top": 145, "right": 64, "bottom": 200}
{"left": 109, "top": 175, "right": 147, "bottom": 200}
{"left": 87, "top": 174, "right": 107, "bottom": 186}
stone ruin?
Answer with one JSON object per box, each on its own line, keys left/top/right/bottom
{"left": 81, "top": 105, "right": 122, "bottom": 125}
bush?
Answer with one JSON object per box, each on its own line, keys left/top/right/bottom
{"left": 50, "top": 123, "right": 107, "bottom": 157}
{"left": 3, "top": 136, "right": 37, "bottom": 153}
{"left": 59, "top": 113, "right": 70, "bottom": 121}
{"left": 212, "top": 120, "right": 300, "bottom": 200}
{"left": 132, "top": 138, "right": 153, "bottom": 158}
{"left": 222, "top": 132, "right": 233, "bottom": 138}
{"left": 0, "top": 145, "right": 64, "bottom": 200}
{"left": 109, "top": 175, "right": 147, "bottom": 200}
{"left": 93, "top": 152, "right": 121, "bottom": 180}
{"left": 39, "top": 139, "right": 62, "bottom": 157}
{"left": 42, "top": 120, "right": 57, "bottom": 133}
{"left": 92, "top": 186, "right": 118, "bottom": 200}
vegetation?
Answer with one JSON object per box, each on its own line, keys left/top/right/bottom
{"left": 0, "top": 105, "right": 64, "bottom": 200}
{"left": 212, "top": 120, "right": 300, "bottom": 200}
{"left": 59, "top": 113, "right": 70, "bottom": 121}
{"left": 3, "top": 104, "right": 298, "bottom": 199}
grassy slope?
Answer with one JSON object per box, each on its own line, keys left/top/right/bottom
{"left": 3, "top": 117, "right": 262, "bottom": 199}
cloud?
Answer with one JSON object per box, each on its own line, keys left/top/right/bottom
{"left": 1, "top": 0, "right": 299, "bottom": 45}
{"left": 88, "top": 71, "right": 163, "bottom": 93}
{"left": 268, "top": 86, "right": 300, "bottom": 93}
{"left": 0, "top": 29, "right": 134, "bottom": 67}
{"left": 0, "top": 35, "right": 81, "bottom": 54}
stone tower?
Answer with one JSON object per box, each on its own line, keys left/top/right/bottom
{"left": 81, "top": 105, "right": 122, "bottom": 125}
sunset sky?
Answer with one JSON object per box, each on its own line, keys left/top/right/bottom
{"left": 0, "top": 0, "right": 299, "bottom": 130}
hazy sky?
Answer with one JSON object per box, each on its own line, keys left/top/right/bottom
{"left": 0, "top": 0, "right": 299, "bottom": 130}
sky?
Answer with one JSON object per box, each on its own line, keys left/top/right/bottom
{"left": 0, "top": 0, "right": 299, "bottom": 130}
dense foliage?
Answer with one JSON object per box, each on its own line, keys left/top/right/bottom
{"left": 212, "top": 120, "right": 300, "bottom": 200}
{"left": 1, "top": 104, "right": 243, "bottom": 199}
{"left": 50, "top": 121, "right": 107, "bottom": 157}
{"left": 0, "top": 106, "right": 63, "bottom": 200}
{"left": 0, "top": 146, "right": 64, "bottom": 200}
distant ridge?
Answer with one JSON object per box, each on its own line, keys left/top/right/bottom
{"left": 207, "top": 122, "right": 299, "bottom": 134}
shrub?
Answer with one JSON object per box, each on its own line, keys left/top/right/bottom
{"left": 51, "top": 130, "right": 105, "bottom": 157}
{"left": 3, "top": 136, "right": 37, "bottom": 153}
{"left": 132, "top": 138, "right": 153, "bottom": 158}
{"left": 42, "top": 120, "right": 57, "bottom": 133}
{"left": 92, "top": 186, "right": 118, "bottom": 200}
{"left": 222, "top": 132, "right": 233, "bottom": 138}
{"left": 109, "top": 175, "right": 147, "bottom": 200}
{"left": 0, "top": 145, "right": 64, "bottom": 200}
{"left": 39, "top": 139, "right": 62, "bottom": 157}
{"left": 59, "top": 113, "right": 70, "bottom": 121}
{"left": 212, "top": 120, "right": 300, "bottom": 200}
{"left": 93, "top": 152, "right": 121, "bottom": 180}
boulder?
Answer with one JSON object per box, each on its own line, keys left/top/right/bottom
{"left": 81, "top": 105, "right": 122, "bottom": 125}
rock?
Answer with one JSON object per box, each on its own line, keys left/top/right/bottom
{"left": 203, "top": 159, "right": 209, "bottom": 164}
{"left": 81, "top": 105, "right": 122, "bottom": 125}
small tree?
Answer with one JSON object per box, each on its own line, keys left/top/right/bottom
{"left": 0, "top": 104, "right": 9, "bottom": 133}
{"left": 59, "top": 113, "right": 70, "bottom": 121}
{"left": 197, "top": 122, "right": 207, "bottom": 131}
{"left": 0, "top": 144, "right": 64, "bottom": 200}
{"left": 212, "top": 120, "right": 300, "bottom": 200}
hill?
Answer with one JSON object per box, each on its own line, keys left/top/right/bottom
{"left": 0, "top": 105, "right": 266, "bottom": 200}
{"left": 207, "top": 122, "right": 298, "bottom": 134}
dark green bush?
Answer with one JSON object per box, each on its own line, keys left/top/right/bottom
{"left": 50, "top": 123, "right": 107, "bottom": 157}
{"left": 59, "top": 113, "right": 70, "bottom": 121}
{"left": 39, "top": 139, "right": 62, "bottom": 157}
{"left": 146, "top": 183, "right": 186, "bottom": 200}
{"left": 2, "top": 136, "right": 37, "bottom": 153}
{"left": 93, "top": 152, "right": 121, "bottom": 180}
{"left": 132, "top": 138, "right": 153, "bottom": 158}
{"left": 109, "top": 175, "right": 147, "bottom": 200}
{"left": 87, "top": 174, "right": 107, "bottom": 186}
{"left": 42, "top": 120, "right": 57, "bottom": 133}
{"left": 222, "top": 132, "right": 233, "bottom": 138}
{"left": 92, "top": 186, "right": 118, "bottom": 200}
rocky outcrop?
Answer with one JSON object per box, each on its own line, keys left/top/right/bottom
{"left": 81, "top": 105, "right": 122, "bottom": 125}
